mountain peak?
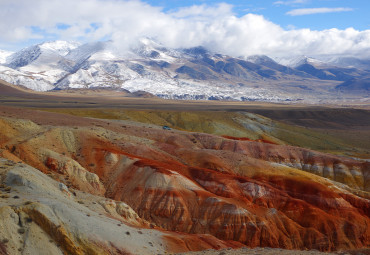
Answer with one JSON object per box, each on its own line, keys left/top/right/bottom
{"left": 1, "top": 39, "right": 369, "bottom": 101}
{"left": 38, "top": 40, "right": 81, "bottom": 56}
{"left": 275, "top": 55, "right": 324, "bottom": 68}
{"left": 246, "top": 55, "right": 276, "bottom": 64}
{"left": 5, "top": 40, "right": 81, "bottom": 69}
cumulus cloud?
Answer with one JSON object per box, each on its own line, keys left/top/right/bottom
{"left": 0, "top": 0, "right": 369, "bottom": 58}
{"left": 287, "top": 7, "right": 354, "bottom": 16}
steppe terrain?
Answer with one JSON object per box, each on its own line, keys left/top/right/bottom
{"left": 0, "top": 79, "right": 369, "bottom": 254}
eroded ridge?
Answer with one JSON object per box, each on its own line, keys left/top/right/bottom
{"left": 0, "top": 107, "right": 369, "bottom": 253}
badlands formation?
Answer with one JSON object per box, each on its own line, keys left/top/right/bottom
{"left": 0, "top": 83, "right": 369, "bottom": 254}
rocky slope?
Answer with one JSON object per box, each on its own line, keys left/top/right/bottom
{"left": 0, "top": 105, "right": 368, "bottom": 253}
{"left": 0, "top": 158, "right": 241, "bottom": 255}
{"left": 336, "top": 77, "right": 370, "bottom": 93}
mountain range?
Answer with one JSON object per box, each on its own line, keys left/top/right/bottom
{"left": 0, "top": 39, "right": 369, "bottom": 102}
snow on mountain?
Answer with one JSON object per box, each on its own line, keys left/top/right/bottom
{"left": 274, "top": 55, "right": 370, "bottom": 70}
{"left": 57, "top": 39, "right": 186, "bottom": 90}
{"left": 40, "top": 41, "right": 80, "bottom": 56}
{"left": 4, "top": 41, "right": 80, "bottom": 85}
{"left": 65, "top": 41, "right": 108, "bottom": 63}
{"left": 0, "top": 50, "right": 13, "bottom": 64}
{"left": 276, "top": 54, "right": 370, "bottom": 82}
{"left": 6, "top": 41, "right": 79, "bottom": 69}
{"left": 128, "top": 38, "right": 186, "bottom": 62}
{"left": 320, "top": 56, "right": 370, "bottom": 70}
{"left": 0, "top": 65, "right": 54, "bottom": 91}
{"left": 246, "top": 55, "right": 275, "bottom": 65}
{"left": 1, "top": 39, "right": 369, "bottom": 101}
{"left": 274, "top": 55, "right": 326, "bottom": 68}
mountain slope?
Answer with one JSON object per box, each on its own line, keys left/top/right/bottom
{"left": 0, "top": 40, "right": 370, "bottom": 102}
{"left": 277, "top": 55, "right": 370, "bottom": 82}
{"left": 0, "top": 158, "right": 239, "bottom": 255}
{"left": 6, "top": 41, "right": 79, "bottom": 69}
{"left": 336, "top": 77, "right": 370, "bottom": 92}
{"left": 0, "top": 65, "right": 54, "bottom": 91}
{"left": 247, "top": 55, "right": 313, "bottom": 77}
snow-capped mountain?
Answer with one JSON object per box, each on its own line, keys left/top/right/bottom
{"left": 0, "top": 65, "right": 54, "bottom": 91}
{"left": 6, "top": 40, "right": 79, "bottom": 69}
{"left": 1, "top": 39, "right": 369, "bottom": 102}
{"left": 275, "top": 55, "right": 370, "bottom": 82}
{"left": 322, "top": 56, "right": 370, "bottom": 70}
{"left": 277, "top": 54, "right": 370, "bottom": 71}
{"left": 5, "top": 41, "right": 80, "bottom": 85}
{"left": 274, "top": 55, "right": 326, "bottom": 68}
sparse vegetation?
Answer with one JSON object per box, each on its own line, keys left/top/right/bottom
{"left": 36, "top": 107, "right": 369, "bottom": 158}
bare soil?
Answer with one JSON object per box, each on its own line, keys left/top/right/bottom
{"left": 1, "top": 79, "right": 369, "bottom": 155}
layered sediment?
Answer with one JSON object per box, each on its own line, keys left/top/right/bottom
{"left": 0, "top": 106, "right": 368, "bottom": 253}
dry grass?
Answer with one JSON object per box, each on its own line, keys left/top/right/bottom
{"left": 36, "top": 108, "right": 370, "bottom": 158}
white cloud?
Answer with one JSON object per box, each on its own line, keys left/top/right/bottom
{"left": 169, "top": 3, "right": 233, "bottom": 19}
{"left": 274, "top": 0, "right": 309, "bottom": 6}
{"left": 0, "top": 0, "right": 369, "bottom": 58}
{"left": 287, "top": 7, "right": 353, "bottom": 16}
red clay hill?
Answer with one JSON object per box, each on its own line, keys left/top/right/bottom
{"left": 0, "top": 104, "right": 369, "bottom": 253}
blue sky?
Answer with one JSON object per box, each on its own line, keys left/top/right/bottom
{"left": 0, "top": 0, "right": 369, "bottom": 58}
{"left": 146, "top": 0, "right": 369, "bottom": 30}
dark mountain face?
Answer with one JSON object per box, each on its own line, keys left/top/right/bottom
{"left": 183, "top": 56, "right": 282, "bottom": 80}
{"left": 7, "top": 46, "right": 42, "bottom": 69}
{"left": 252, "top": 56, "right": 313, "bottom": 77}
{"left": 223, "top": 62, "right": 250, "bottom": 78}
{"left": 175, "top": 65, "right": 208, "bottom": 80}
{"left": 336, "top": 77, "right": 370, "bottom": 93}
{"left": 183, "top": 46, "right": 208, "bottom": 57}
{"left": 296, "top": 63, "right": 369, "bottom": 81}
{"left": 296, "top": 64, "right": 337, "bottom": 80}
{"left": 148, "top": 60, "right": 170, "bottom": 68}
{"left": 175, "top": 55, "right": 322, "bottom": 82}
{"left": 128, "top": 63, "right": 146, "bottom": 75}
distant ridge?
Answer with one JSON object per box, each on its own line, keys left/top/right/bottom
{"left": 1, "top": 39, "right": 369, "bottom": 103}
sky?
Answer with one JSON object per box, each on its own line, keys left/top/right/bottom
{"left": 0, "top": 0, "right": 369, "bottom": 58}
{"left": 149, "top": 0, "right": 369, "bottom": 30}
